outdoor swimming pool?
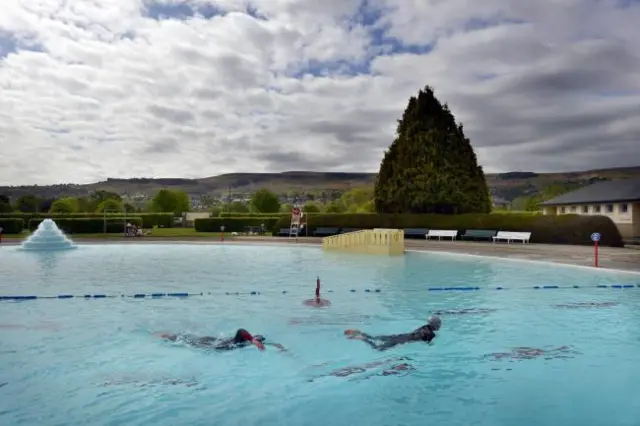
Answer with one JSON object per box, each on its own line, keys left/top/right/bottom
{"left": 1, "top": 243, "right": 640, "bottom": 426}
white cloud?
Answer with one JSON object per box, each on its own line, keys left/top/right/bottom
{"left": 0, "top": 0, "right": 639, "bottom": 185}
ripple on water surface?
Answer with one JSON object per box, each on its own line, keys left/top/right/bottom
{"left": 1, "top": 244, "right": 640, "bottom": 426}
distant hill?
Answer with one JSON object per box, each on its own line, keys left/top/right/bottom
{"left": 2, "top": 167, "right": 640, "bottom": 203}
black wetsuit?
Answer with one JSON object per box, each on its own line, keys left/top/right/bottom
{"left": 359, "top": 325, "right": 436, "bottom": 351}
{"left": 166, "top": 329, "right": 260, "bottom": 350}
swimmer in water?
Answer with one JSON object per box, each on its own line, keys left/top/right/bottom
{"left": 344, "top": 316, "right": 441, "bottom": 351}
{"left": 303, "top": 277, "right": 331, "bottom": 307}
{"left": 156, "top": 328, "right": 286, "bottom": 352}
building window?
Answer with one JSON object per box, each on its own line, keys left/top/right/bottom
{"left": 606, "top": 204, "right": 614, "bottom": 213}
{"left": 570, "top": 206, "right": 577, "bottom": 212}
{"left": 582, "top": 206, "right": 589, "bottom": 213}
{"left": 560, "top": 207, "right": 566, "bottom": 214}
{"left": 594, "top": 205, "right": 601, "bottom": 213}
{"left": 620, "top": 204, "right": 628, "bottom": 213}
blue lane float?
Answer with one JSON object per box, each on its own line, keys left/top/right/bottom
{"left": 0, "top": 284, "right": 638, "bottom": 302}
{"left": 428, "top": 287, "right": 481, "bottom": 291}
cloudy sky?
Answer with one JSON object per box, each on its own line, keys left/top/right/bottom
{"left": 0, "top": 0, "right": 639, "bottom": 185}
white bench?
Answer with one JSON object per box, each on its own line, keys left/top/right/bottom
{"left": 425, "top": 230, "right": 458, "bottom": 241}
{"left": 492, "top": 231, "right": 531, "bottom": 244}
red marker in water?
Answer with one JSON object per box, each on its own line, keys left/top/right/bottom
{"left": 303, "top": 276, "right": 331, "bottom": 307}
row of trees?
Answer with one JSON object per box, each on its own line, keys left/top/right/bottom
{"left": 210, "top": 187, "right": 375, "bottom": 216}
{"left": 0, "top": 189, "right": 192, "bottom": 215}
{"left": 0, "top": 185, "right": 375, "bottom": 217}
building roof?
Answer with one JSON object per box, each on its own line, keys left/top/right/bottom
{"left": 540, "top": 178, "right": 640, "bottom": 206}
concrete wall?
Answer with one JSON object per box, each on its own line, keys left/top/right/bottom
{"left": 543, "top": 201, "right": 638, "bottom": 238}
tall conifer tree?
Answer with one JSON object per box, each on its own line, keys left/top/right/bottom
{"left": 374, "top": 86, "right": 491, "bottom": 214}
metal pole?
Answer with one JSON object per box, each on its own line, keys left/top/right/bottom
{"left": 123, "top": 205, "right": 127, "bottom": 237}
{"left": 103, "top": 208, "right": 106, "bottom": 234}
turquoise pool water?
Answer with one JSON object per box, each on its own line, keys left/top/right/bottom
{"left": 1, "top": 244, "right": 639, "bottom": 426}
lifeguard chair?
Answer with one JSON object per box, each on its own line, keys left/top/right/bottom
{"left": 289, "top": 206, "right": 305, "bottom": 237}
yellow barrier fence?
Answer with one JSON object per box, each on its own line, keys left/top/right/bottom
{"left": 321, "top": 228, "right": 405, "bottom": 256}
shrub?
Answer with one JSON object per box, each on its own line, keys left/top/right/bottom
{"left": 195, "top": 217, "right": 280, "bottom": 233}
{"left": 271, "top": 213, "right": 623, "bottom": 247}
{"left": 28, "top": 217, "right": 143, "bottom": 234}
{"left": 219, "top": 212, "right": 289, "bottom": 218}
{"left": 0, "top": 213, "right": 173, "bottom": 229}
{"left": 0, "top": 218, "right": 25, "bottom": 234}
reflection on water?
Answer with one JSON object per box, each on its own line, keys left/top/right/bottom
{"left": 487, "top": 346, "right": 581, "bottom": 362}
{"left": 308, "top": 356, "right": 414, "bottom": 382}
{"left": 289, "top": 314, "right": 373, "bottom": 326}
{"left": 554, "top": 301, "right": 619, "bottom": 309}
{"left": 432, "top": 308, "right": 498, "bottom": 316}
{"left": 99, "top": 375, "right": 205, "bottom": 390}
{"left": 26, "top": 251, "right": 69, "bottom": 276}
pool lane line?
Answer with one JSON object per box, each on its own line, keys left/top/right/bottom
{"left": 0, "top": 284, "right": 638, "bottom": 301}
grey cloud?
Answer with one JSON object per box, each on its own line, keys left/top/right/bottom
{"left": 214, "top": 53, "right": 264, "bottom": 88}
{"left": 497, "top": 42, "right": 640, "bottom": 98}
{"left": 260, "top": 151, "right": 345, "bottom": 171}
{"left": 171, "top": 43, "right": 210, "bottom": 65}
{"left": 193, "top": 88, "right": 224, "bottom": 100}
{"left": 1, "top": 0, "right": 639, "bottom": 185}
{"left": 143, "top": 137, "right": 180, "bottom": 154}
{"left": 301, "top": 109, "right": 394, "bottom": 145}
{"left": 146, "top": 104, "right": 194, "bottom": 124}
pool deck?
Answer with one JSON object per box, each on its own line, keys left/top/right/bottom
{"left": 2, "top": 236, "right": 639, "bottom": 273}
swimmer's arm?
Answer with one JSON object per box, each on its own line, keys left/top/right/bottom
{"left": 155, "top": 333, "right": 178, "bottom": 341}
{"left": 251, "top": 339, "right": 266, "bottom": 351}
{"left": 265, "top": 342, "right": 287, "bottom": 352}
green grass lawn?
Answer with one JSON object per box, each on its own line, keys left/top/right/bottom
{"left": 1, "top": 228, "right": 273, "bottom": 240}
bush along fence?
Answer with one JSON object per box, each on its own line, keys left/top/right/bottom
{"left": 0, "top": 213, "right": 173, "bottom": 229}
{"left": 0, "top": 218, "right": 25, "bottom": 234}
{"left": 269, "top": 213, "right": 623, "bottom": 247}
{"left": 28, "top": 218, "right": 143, "bottom": 234}
{"left": 218, "top": 212, "right": 289, "bottom": 218}
{"left": 195, "top": 217, "right": 281, "bottom": 233}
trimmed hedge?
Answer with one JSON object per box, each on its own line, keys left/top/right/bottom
{"left": 0, "top": 213, "right": 173, "bottom": 229}
{"left": 0, "top": 218, "right": 25, "bottom": 234}
{"left": 195, "top": 217, "right": 280, "bottom": 233}
{"left": 28, "top": 217, "right": 143, "bottom": 234}
{"left": 272, "top": 213, "right": 624, "bottom": 247}
{"left": 218, "top": 212, "right": 289, "bottom": 218}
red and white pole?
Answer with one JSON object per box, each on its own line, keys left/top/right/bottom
{"left": 591, "top": 233, "right": 600, "bottom": 268}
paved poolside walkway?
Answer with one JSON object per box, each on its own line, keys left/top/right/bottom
{"left": 2, "top": 237, "right": 638, "bottom": 273}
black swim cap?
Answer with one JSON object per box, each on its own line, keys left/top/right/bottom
{"left": 427, "top": 315, "right": 442, "bottom": 331}
{"left": 254, "top": 335, "right": 266, "bottom": 342}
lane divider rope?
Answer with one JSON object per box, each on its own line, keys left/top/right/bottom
{"left": 0, "top": 284, "right": 637, "bottom": 301}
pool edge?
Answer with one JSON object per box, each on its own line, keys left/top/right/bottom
{"left": 406, "top": 249, "right": 640, "bottom": 276}
{"left": 3, "top": 239, "right": 638, "bottom": 276}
